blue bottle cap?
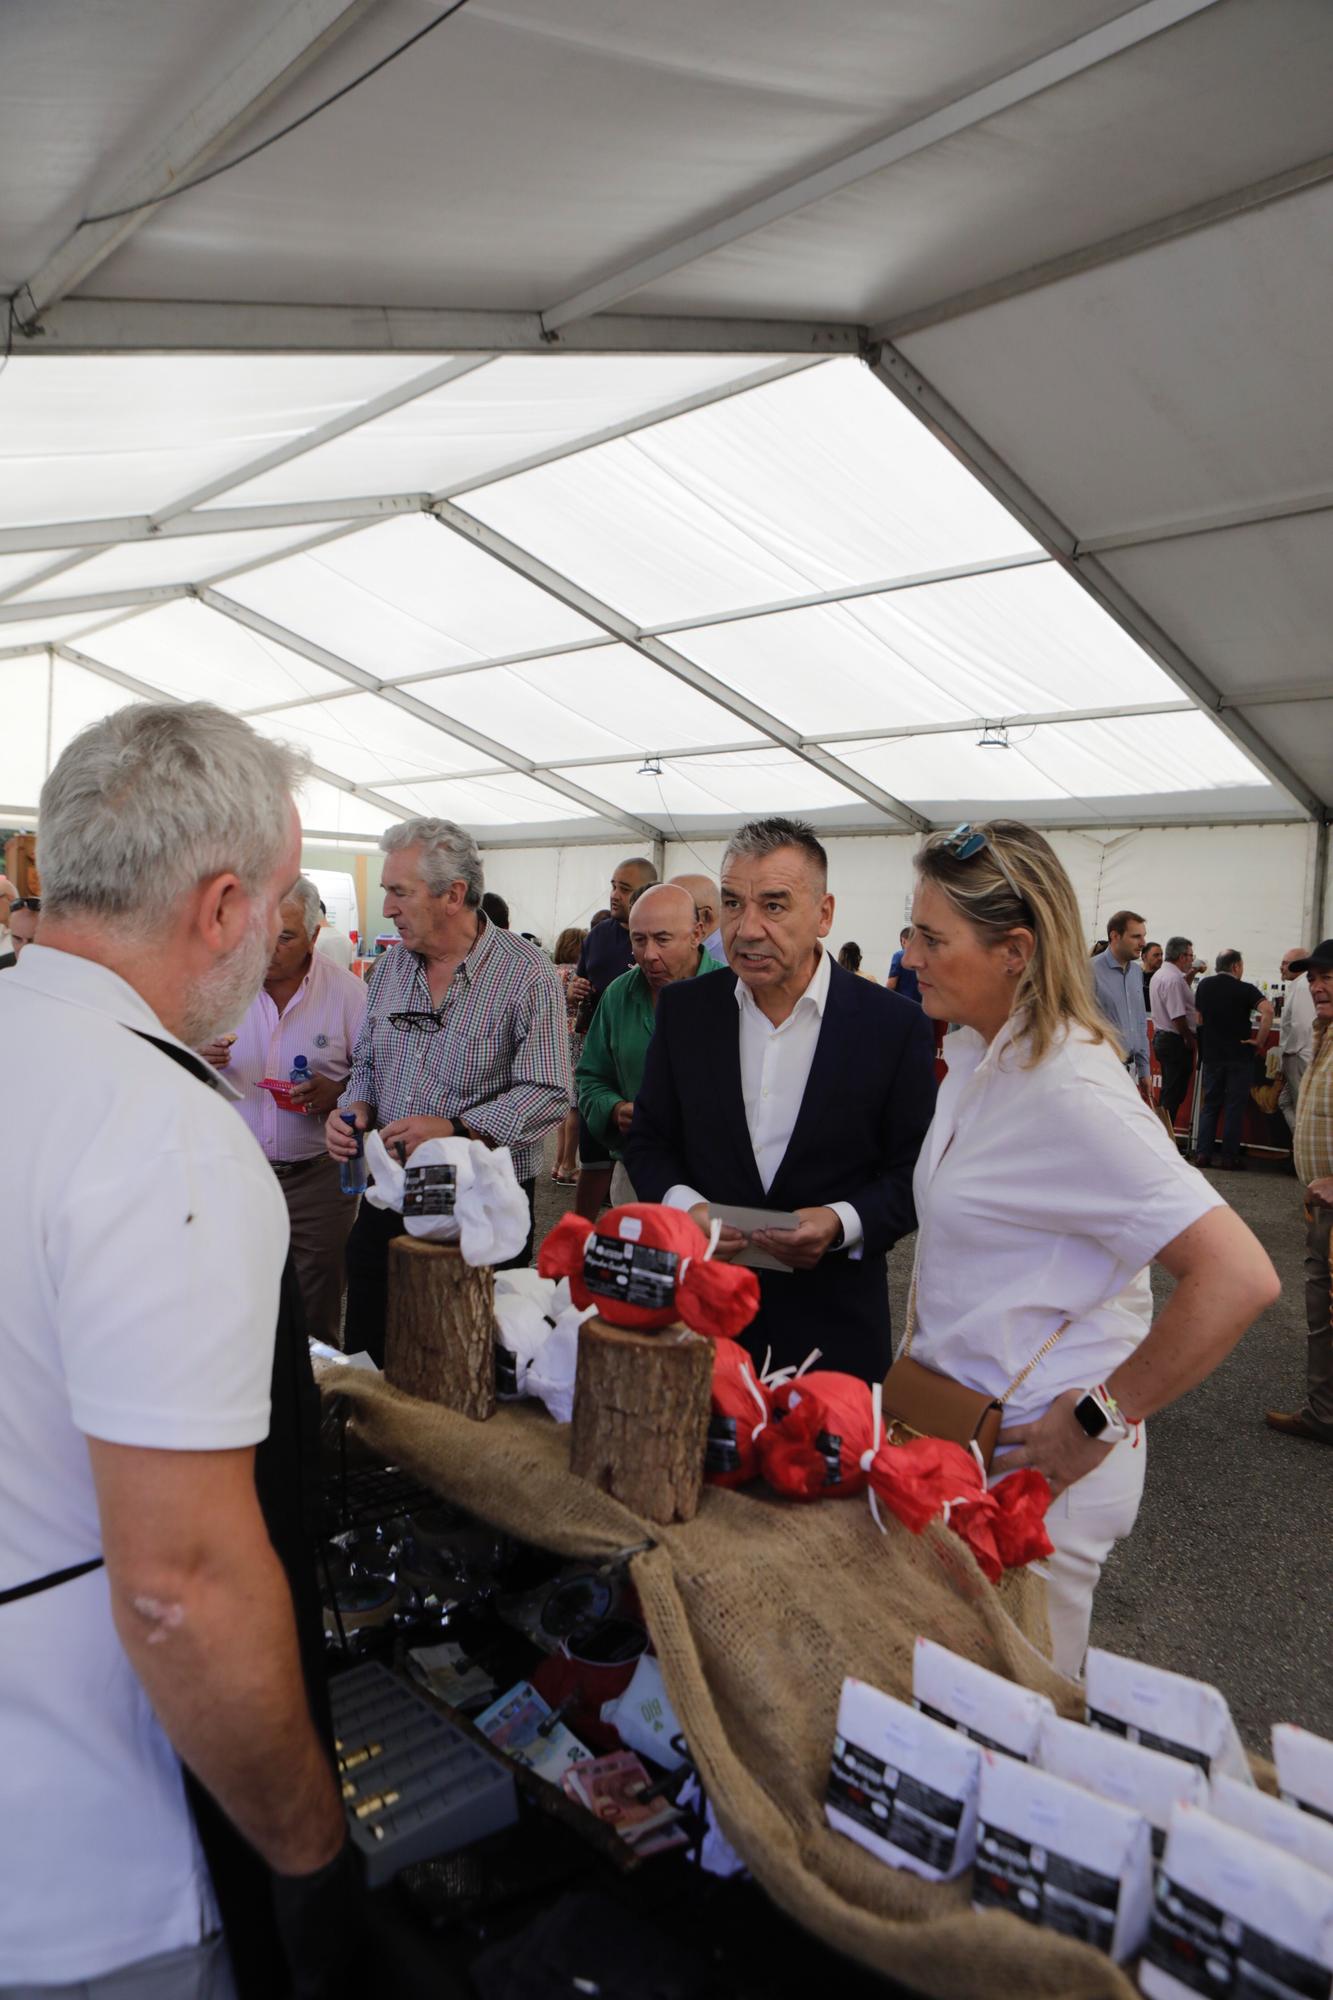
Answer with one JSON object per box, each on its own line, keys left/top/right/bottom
{"left": 340, "top": 1111, "right": 357, "bottom": 1129}
{"left": 293, "top": 1054, "right": 309, "bottom": 1070}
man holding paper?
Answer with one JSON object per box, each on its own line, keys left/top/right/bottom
{"left": 626, "top": 818, "right": 936, "bottom": 1379}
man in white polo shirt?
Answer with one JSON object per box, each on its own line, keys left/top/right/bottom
{"left": 1, "top": 705, "right": 348, "bottom": 1998}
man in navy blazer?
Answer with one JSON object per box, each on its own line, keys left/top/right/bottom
{"left": 626, "top": 818, "right": 937, "bottom": 1382}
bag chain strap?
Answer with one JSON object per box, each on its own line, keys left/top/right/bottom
{"left": 899, "top": 1256, "right": 1071, "bottom": 1409}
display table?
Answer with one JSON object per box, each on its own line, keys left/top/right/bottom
{"left": 324, "top": 1371, "right": 1141, "bottom": 2000}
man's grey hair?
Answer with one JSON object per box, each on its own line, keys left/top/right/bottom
{"left": 381, "top": 817, "right": 483, "bottom": 907}
{"left": 721, "top": 816, "right": 828, "bottom": 885}
{"left": 284, "top": 875, "right": 323, "bottom": 939}
{"left": 38, "top": 703, "right": 305, "bottom": 933}
{"left": 1164, "top": 935, "right": 1193, "bottom": 964}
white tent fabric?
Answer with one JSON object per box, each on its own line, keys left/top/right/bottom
{"left": 1, "top": 0, "right": 1329, "bottom": 878}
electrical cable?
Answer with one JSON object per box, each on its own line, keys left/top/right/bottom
{"left": 650, "top": 769, "right": 725, "bottom": 874}
{"left": 81, "top": 0, "right": 475, "bottom": 225}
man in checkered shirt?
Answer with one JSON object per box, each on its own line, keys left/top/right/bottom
{"left": 327, "top": 817, "right": 571, "bottom": 1361}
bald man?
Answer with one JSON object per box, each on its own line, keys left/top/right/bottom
{"left": 577, "top": 884, "right": 724, "bottom": 1169}
{"left": 669, "top": 872, "right": 722, "bottom": 959}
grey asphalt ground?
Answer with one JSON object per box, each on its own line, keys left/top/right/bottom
{"left": 532, "top": 1150, "right": 1331, "bottom": 1753}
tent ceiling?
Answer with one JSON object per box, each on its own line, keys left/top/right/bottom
{"left": 2, "top": 0, "right": 1330, "bottom": 837}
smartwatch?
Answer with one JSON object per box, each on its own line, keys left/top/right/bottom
{"left": 1072, "top": 1384, "right": 1132, "bottom": 1444}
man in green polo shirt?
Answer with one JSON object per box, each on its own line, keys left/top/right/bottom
{"left": 577, "top": 882, "right": 724, "bottom": 1165}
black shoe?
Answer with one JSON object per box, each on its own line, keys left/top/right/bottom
{"left": 1193, "top": 1153, "right": 1213, "bottom": 1169}
{"left": 1218, "top": 1155, "right": 1246, "bottom": 1171}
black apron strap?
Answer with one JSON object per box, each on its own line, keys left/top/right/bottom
{"left": 0, "top": 1555, "right": 104, "bottom": 1606}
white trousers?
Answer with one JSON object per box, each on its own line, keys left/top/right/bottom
{"left": 1031, "top": 1430, "right": 1147, "bottom": 1679}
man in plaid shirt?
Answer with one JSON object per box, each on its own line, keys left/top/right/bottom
{"left": 327, "top": 817, "right": 571, "bottom": 1360}
{"left": 1268, "top": 939, "right": 1333, "bottom": 1447}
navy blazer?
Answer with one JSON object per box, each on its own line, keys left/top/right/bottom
{"left": 625, "top": 958, "right": 937, "bottom": 1381}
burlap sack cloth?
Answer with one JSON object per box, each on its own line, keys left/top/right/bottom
{"left": 327, "top": 1372, "right": 1137, "bottom": 1999}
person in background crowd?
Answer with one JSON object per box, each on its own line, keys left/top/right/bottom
{"left": 1193, "top": 949, "right": 1272, "bottom": 1171}
{"left": 1140, "top": 939, "right": 1163, "bottom": 1009}
{"left": 7, "top": 895, "right": 40, "bottom": 959}
{"left": 1092, "top": 909, "right": 1151, "bottom": 1099}
{"left": 482, "top": 891, "right": 510, "bottom": 929}
{"left": 551, "top": 924, "right": 588, "bottom": 1184}
{"left": 589, "top": 907, "right": 612, "bottom": 929}
{"left": 1150, "top": 936, "right": 1198, "bottom": 1142}
{"left": 1090, "top": 938, "right": 1110, "bottom": 957}
{"left": 1278, "top": 944, "right": 1318, "bottom": 1132}
{"left": 201, "top": 876, "right": 367, "bottom": 1349}
{"left": 886, "top": 924, "right": 921, "bottom": 1002}
{"left": 899, "top": 820, "right": 1278, "bottom": 1674}
{"left": 1189, "top": 955, "right": 1209, "bottom": 982}
{"left": 578, "top": 885, "right": 723, "bottom": 1173}
{"left": 837, "top": 941, "right": 878, "bottom": 981}
{"left": 0, "top": 872, "right": 16, "bottom": 965}
{"left": 327, "top": 819, "right": 570, "bottom": 1361}
{"left": 2, "top": 703, "right": 354, "bottom": 2000}
{"left": 669, "top": 871, "right": 722, "bottom": 959}
{"left": 314, "top": 897, "right": 356, "bottom": 970}
{"left": 566, "top": 856, "right": 659, "bottom": 1219}
{"left": 628, "top": 818, "right": 936, "bottom": 1382}
{"left": 1269, "top": 939, "right": 1333, "bottom": 1446}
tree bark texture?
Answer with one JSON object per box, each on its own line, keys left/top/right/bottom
{"left": 569, "top": 1315, "right": 712, "bottom": 1524}
{"left": 384, "top": 1238, "right": 496, "bottom": 1421}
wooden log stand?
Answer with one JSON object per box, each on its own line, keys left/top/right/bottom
{"left": 384, "top": 1238, "right": 496, "bottom": 1421}
{"left": 569, "top": 1315, "right": 713, "bottom": 1524}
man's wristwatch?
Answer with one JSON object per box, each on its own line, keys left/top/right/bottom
{"left": 1072, "top": 1384, "right": 1133, "bottom": 1444}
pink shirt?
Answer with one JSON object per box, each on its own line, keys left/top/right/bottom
{"left": 231, "top": 950, "right": 367, "bottom": 1162}
{"left": 1149, "top": 960, "right": 1197, "bottom": 1036}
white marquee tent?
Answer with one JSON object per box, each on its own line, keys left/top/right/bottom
{"left": 3, "top": 0, "right": 1332, "bottom": 970}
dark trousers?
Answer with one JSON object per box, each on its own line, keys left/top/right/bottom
{"left": 1155, "top": 1029, "right": 1194, "bottom": 1127}
{"left": 1198, "top": 1054, "right": 1253, "bottom": 1161}
{"left": 344, "top": 1180, "right": 536, "bottom": 1365}
{"left": 1301, "top": 1204, "right": 1333, "bottom": 1432}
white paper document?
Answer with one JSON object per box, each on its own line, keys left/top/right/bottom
{"left": 708, "top": 1203, "right": 802, "bottom": 1272}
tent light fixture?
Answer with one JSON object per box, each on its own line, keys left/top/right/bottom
{"left": 976, "top": 722, "right": 1009, "bottom": 748}
{"left": 638, "top": 755, "right": 663, "bottom": 776}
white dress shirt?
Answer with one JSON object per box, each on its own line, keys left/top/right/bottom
{"left": 0, "top": 945, "right": 288, "bottom": 1983}
{"left": 1280, "top": 974, "right": 1317, "bottom": 1063}
{"left": 911, "top": 1017, "right": 1221, "bottom": 1427}
{"left": 664, "top": 946, "right": 863, "bottom": 1250}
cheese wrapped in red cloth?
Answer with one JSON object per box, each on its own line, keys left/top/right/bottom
{"left": 756, "top": 1372, "right": 875, "bottom": 1500}
{"left": 861, "top": 1396, "right": 1054, "bottom": 1581}
{"left": 537, "top": 1204, "right": 759, "bottom": 1339}
{"left": 706, "top": 1340, "right": 773, "bottom": 1488}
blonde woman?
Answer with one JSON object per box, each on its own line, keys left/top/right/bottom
{"left": 899, "top": 822, "right": 1278, "bottom": 1675}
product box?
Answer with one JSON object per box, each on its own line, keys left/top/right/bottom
{"left": 972, "top": 1749, "right": 1153, "bottom": 1961}
{"left": 826, "top": 1678, "right": 981, "bottom": 1882}
{"left": 1141, "top": 1803, "right": 1333, "bottom": 2000}
{"left": 1084, "top": 1647, "right": 1252, "bottom": 1783}
{"left": 1274, "top": 1723, "right": 1333, "bottom": 1827}
{"left": 1210, "top": 1772, "right": 1333, "bottom": 1879}
{"left": 1037, "top": 1714, "right": 1209, "bottom": 1860}
{"left": 912, "top": 1636, "right": 1054, "bottom": 1761}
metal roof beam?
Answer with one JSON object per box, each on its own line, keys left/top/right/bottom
{"left": 196, "top": 590, "right": 659, "bottom": 840}
{"left": 429, "top": 502, "right": 929, "bottom": 833}
{"left": 868, "top": 343, "right": 1325, "bottom": 817}
{"left": 1078, "top": 487, "right": 1333, "bottom": 558}
{"left": 0, "top": 584, "right": 189, "bottom": 626}
{"left": 878, "top": 148, "right": 1333, "bottom": 341}
{"left": 19, "top": 0, "right": 387, "bottom": 319}
{"left": 19, "top": 302, "right": 861, "bottom": 356}
{"left": 540, "top": 0, "right": 1218, "bottom": 332}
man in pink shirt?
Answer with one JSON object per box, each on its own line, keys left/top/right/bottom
{"left": 203, "top": 875, "right": 367, "bottom": 1346}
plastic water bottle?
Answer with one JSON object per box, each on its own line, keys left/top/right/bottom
{"left": 289, "top": 1053, "right": 310, "bottom": 1091}
{"left": 339, "top": 1111, "right": 367, "bottom": 1196}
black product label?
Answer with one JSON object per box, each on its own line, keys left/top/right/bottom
{"left": 972, "top": 1822, "right": 1120, "bottom": 1954}
{"left": 817, "top": 1431, "right": 842, "bottom": 1487}
{"left": 495, "top": 1346, "right": 519, "bottom": 1398}
{"left": 402, "top": 1162, "right": 457, "bottom": 1217}
{"left": 705, "top": 1416, "right": 742, "bottom": 1476}
{"left": 1151, "top": 1822, "right": 1168, "bottom": 1862}
{"left": 914, "top": 1700, "right": 1021, "bottom": 1759}
{"left": 1143, "top": 1869, "right": 1332, "bottom": 2000}
{"left": 1087, "top": 1706, "right": 1212, "bottom": 1773}
{"left": 582, "top": 1234, "right": 679, "bottom": 1312}
{"left": 1282, "top": 1790, "right": 1333, "bottom": 1828}
{"left": 827, "top": 1735, "right": 964, "bottom": 1874}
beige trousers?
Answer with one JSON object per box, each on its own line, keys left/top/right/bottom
{"left": 275, "top": 1154, "right": 358, "bottom": 1348}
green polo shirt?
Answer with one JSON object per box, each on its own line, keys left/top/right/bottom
{"left": 576, "top": 950, "right": 725, "bottom": 1156}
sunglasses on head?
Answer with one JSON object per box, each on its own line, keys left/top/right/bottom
{"left": 9, "top": 896, "right": 40, "bottom": 913}
{"left": 938, "top": 824, "right": 1031, "bottom": 920}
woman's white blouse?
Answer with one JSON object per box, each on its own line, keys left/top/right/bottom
{"left": 910, "top": 1019, "right": 1223, "bottom": 1425}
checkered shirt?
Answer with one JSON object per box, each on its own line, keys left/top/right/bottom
{"left": 341, "top": 920, "right": 572, "bottom": 1182}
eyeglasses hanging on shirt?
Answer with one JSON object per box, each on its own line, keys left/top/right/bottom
{"left": 387, "top": 1008, "right": 448, "bottom": 1033}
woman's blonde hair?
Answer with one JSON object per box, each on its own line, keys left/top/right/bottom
{"left": 914, "top": 820, "right": 1117, "bottom": 1068}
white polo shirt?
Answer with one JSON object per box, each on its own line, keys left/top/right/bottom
{"left": 910, "top": 1017, "right": 1223, "bottom": 1427}
{"left": 0, "top": 944, "right": 288, "bottom": 1985}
